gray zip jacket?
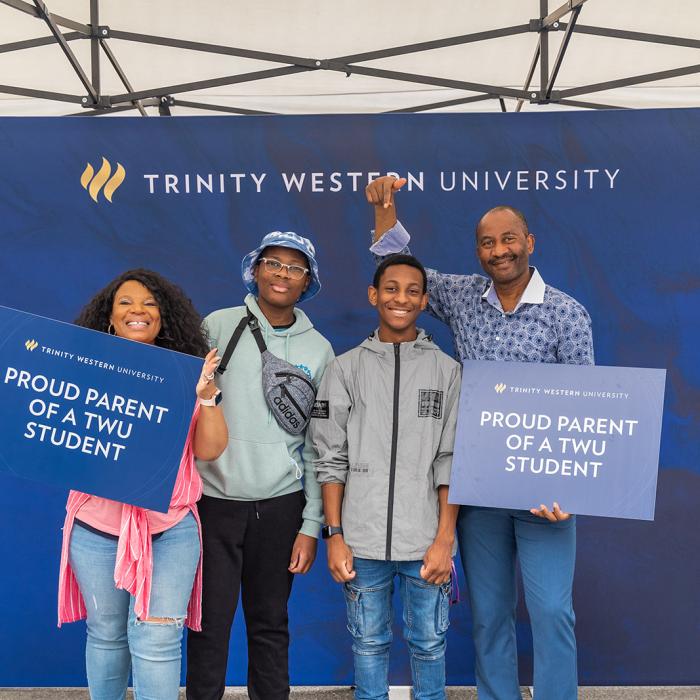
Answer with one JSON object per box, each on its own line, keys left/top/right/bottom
{"left": 310, "top": 330, "right": 461, "bottom": 561}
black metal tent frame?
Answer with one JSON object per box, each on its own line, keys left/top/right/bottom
{"left": 1, "top": 0, "right": 698, "bottom": 116}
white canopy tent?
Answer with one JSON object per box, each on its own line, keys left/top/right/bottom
{"left": 0, "top": 0, "right": 698, "bottom": 116}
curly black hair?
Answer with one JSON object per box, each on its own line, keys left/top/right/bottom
{"left": 74, "top": 269, "right": 210, "bottom": 357}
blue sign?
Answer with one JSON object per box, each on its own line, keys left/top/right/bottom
{"left": 450, "top": 361, "right": 666, "bottom": 520}
{"left": 0, "top": 306, "right": 202, "bottom": 512}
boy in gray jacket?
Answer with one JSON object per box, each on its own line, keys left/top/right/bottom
{"left": 310, "top": 254, "right": 461, "bottom": 700}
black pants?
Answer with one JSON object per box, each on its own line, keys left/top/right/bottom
{"left": 186, "top": 490, "right": 305, "bottom": 700}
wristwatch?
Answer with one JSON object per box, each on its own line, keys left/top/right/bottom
{"left": 199, "top": 389, "right": 223, "bottom": 407}
{"left": 321, "top": 525, "right": 344, "bottom": 539}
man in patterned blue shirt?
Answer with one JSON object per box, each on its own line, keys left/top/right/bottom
{"left": 365, "top": 175, "right": 594, "bottom": 700}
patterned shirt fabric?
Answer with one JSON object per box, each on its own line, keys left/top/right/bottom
{"left": 370, "top": 220, "right": 594, "bottom": 366}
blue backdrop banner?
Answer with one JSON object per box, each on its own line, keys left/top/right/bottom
{"left": 0, "top": 109, "right": 698, "bottom": 686}
{"left": 450, "top": 361, "right": 666, "bottom": 520}
{"left": 0, "top": 306, "right": 202, "bottom": 512}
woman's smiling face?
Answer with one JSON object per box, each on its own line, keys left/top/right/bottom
{"left": 110, "top": 279, "right": 162, "bottom": 344}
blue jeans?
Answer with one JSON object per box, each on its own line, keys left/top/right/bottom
{"left": 457, "top": 507, "right": 577, "bottom": 700}
{"left": 69, "top": 512, "right": 200, "bottom": 700}
{"left": 344, "top": 558, "right": 451, "bottom": 700}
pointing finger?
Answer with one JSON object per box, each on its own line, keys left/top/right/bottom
{"left": 382, "top": 178, "right": 394, "bottom": 208}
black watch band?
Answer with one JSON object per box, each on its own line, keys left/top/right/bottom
{"left": 321, "top": 525, "right": 343, "bottom": 539}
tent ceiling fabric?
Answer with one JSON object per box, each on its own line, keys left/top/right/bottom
{"left": 0, "top": 0, "right": 699, "bottom": 116}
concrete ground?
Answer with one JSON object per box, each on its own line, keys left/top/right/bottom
{"left": 0, "top": 688, "right": 699, "bottom": 699}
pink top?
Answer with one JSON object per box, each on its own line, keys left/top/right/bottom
{"left": 57, "top": 406, "right": 204, "bottom": 630}
{"left": 75, "top": 495, "right": 189, "bottom": 536}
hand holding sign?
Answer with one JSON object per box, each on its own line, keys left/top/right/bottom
{"left": 449, "top": 361, "right": 666, "bottom": 520}
{"left": 196, "top": 347, "right": 222, "bottom": 401}
{"left": 0, "top": 305, "right": 203, "bottom": 511}
{"left": 0, "top": 270, "right": 227, "bottom": 512}
{"left": 530, "top": 502, "right": 571, "bottom": 522}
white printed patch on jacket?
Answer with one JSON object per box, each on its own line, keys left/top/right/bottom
{"left": 418, "top": 390, "right": 444, "bottom": 419}
{"left": 311, "top": 400, "right": 330, "bottom": 419}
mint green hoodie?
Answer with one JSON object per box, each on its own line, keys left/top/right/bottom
{"left": 198, "top": 294, "right": 334, "bottom": 537}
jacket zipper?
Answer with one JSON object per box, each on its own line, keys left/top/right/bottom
{"left": 385, "top": 342, "right": 400, "bottom": 560}
{"left": 280, "top": 383, "right": 308, "bottom": 420}
{"left": 273, "top": 370, "right": 316, "bottom": 392}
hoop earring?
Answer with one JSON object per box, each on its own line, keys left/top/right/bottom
{"left": 107, "top": 323, "right": 115, "bottom": 335}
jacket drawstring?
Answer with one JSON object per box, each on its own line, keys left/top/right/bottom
{"left": 450, "top": 560, "right": 461, "bottom": 605}
{"left": 290, "top": 456, "right": 303, "bottom": 480}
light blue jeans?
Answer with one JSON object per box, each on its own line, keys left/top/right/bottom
{"left": 69, "top": 512, "right": 200, "bottom": 700}
{"left": 344, "top": 558, "right": 451, "bottom": 700}
{"left": 458, "top": 506, "right": 577, "bottom": 700}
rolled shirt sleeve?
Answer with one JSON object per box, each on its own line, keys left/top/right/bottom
{"left": 369, "top": 220, "right": 411, "bottom": 257}
{"left": 370, "top": 220, "right": 474, "bottom": 329}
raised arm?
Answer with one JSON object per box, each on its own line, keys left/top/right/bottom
{"left": 193, "top": 348, "right": 228, "bottom": 460}
{"left": 365, "top": 175, "right": 477, "bottom": 328}
{"left": 366, "top": 175, "right": 407, "bottom": 241}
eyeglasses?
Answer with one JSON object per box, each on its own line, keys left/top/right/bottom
{"left": 259, "top": 257, "right": 309, "bottom": 281}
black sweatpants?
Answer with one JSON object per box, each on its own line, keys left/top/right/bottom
{"left": 186, "top": 490, "right": 305, "bottom": 700}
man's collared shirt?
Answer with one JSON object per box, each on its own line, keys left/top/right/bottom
{"left": 371, "top": 220, "right": 594, "bottom": 366}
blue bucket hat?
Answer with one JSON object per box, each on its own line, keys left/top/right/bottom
{"left": 241, "top": 231, "right": 321, "bottom": 303}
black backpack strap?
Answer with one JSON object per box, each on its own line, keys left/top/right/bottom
{"left": 246, "top": 309, "right": 268, "bottom": 354}
{"left": 216, "top": 314, "right": 250, "bottom": 375}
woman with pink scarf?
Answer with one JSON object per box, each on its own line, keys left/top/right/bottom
{"left": 57, "top": 269, "right": 227, "bottom": 700}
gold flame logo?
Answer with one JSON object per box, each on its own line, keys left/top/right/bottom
{"left": 494, "top": 383, "right": 506, "bottom": 394}
{"left": 81, "top": 157, "right": 126, "bottom": 203}
{"left": 25, "top": 339, "right": 39, "bottom": 351}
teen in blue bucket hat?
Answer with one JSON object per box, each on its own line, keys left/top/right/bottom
{"left": 187, "top": 229, "right": 333, "bottom": 699}
{"left": 241, "top": 230, "right": 321, "bottom": 302}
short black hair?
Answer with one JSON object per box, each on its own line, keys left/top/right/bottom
{"left": 373, "top": 254, "right": 428, "bottom": 294}
{"left": 476, "top": 205, "right": 530, "bottom": 238}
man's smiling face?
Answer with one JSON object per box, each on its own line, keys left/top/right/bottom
{"left": 476, "top": 209, "right": 534, "bottom": 285}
